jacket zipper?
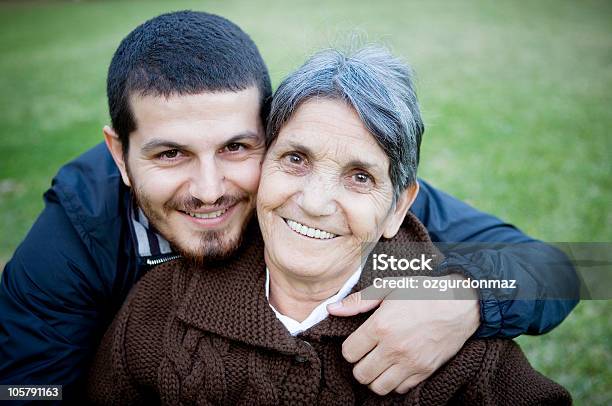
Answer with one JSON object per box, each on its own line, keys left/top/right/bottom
{"left": 146, "top": 254, "right": 181, "bottom": 266}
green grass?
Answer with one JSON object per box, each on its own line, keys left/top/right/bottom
{"left": 0, "top": 0, "right": 610, "bottom": 403}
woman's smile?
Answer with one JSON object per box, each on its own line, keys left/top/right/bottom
{"left": 283, "top": 217, "right": 339, "bottom": 240}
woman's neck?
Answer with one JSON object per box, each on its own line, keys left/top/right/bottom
{"left": 266, "top": 260, "right": 359, "bottom": 322}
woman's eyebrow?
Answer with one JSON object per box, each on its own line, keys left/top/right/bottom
{"left": 345, "top": 159, "right": 381, "bottom": 172}
{"left": 282, "top": 139, "right": 382, "bottom": 171}
{"left": 279, "top": 140, "right": 315, "bottom": 156}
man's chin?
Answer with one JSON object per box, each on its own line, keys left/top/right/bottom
{"left": 159, "top": 201, "right": 255, "bottom": 267}
{"left": 173, "top": 232, "right": 244, "bottom": 267}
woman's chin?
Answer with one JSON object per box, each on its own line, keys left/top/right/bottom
{"left": 273, "top": 254, "right": 354, "bottom": 280}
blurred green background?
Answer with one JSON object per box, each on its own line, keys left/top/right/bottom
{"left": 0, "top": 0, "right": 610, "bottom": 403}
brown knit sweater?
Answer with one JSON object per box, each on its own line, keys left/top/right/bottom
{"left": 87, "top": 214, "right": 571, "bottom": 405}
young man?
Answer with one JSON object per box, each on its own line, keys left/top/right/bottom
{"left": 0, "top": 10, "right": 578, "bottom": 403}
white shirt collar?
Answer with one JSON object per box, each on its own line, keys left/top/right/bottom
{"left": 265, "top": 267, "right": 362, "bottom": 336}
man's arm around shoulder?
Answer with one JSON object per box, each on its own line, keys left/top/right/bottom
{"left": 411, "top": 179, "right": 580, "bottom": 337}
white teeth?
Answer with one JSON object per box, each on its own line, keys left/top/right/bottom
{"left": 285, "top": 219, "right": 337, "bottom": 240}
{"left": 187, "top": 209, "right": 227, "bottom": 219}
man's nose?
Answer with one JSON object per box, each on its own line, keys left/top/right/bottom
{"left": 189, "top": 156, "right": 226, "bottom": 205}
{"left": 298, "top": 174, "right": 337, "bottom": 217}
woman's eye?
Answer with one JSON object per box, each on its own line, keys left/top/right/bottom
{"left": 283, "top": 152, "right": 305, "bottom": 165}
{"left": 346, "top": 171, "right": 375, "bottom": 191}
{"left": 288, "top": 154, "right": 303, "bottom": 164}
{"left": 353, "top": 172, "right": 373, "bottom": 184}
{"left": 279, "top": 152, "right": 308, "bottom": 174}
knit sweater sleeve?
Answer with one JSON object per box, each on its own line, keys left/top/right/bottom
{"left": 86, "top": 286, "right": 145, "bottom": 405}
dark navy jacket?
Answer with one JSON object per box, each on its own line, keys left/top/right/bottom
{"left": 0, "top": 143, "right": 579, "bottom": 402}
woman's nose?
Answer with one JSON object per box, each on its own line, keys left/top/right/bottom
{"left": 298, "top": 174, "right": 337, "bottom": 217}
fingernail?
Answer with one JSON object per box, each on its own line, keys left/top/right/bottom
{"left": 327, "top": 302, "right": 342, "bottom": 311}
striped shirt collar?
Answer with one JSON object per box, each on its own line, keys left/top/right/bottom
{"left": 128, "top": 197, "right": 176, "bottom": 261}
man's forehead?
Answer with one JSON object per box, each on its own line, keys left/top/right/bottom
{"left": 128, "top": 87, "right": 264, "bottom": 147}
{"left": 128, "top": 86, "right": 262, "bottom": 116}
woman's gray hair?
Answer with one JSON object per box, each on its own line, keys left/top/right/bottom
{"left": 266, "top": 45, "right": 424, "bottom": 199}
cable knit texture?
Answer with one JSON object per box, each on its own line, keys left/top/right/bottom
{"left": 87, "top": 213, "right": 571, "bottom": 405}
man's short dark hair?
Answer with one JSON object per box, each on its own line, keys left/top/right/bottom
{"left": 107, "top": 10, "right": 271, "bottom": 155}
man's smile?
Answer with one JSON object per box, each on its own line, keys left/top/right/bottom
{"left": 178, "top": 202, "right": 241, "bottom": 228}
{"left": 184, "top": 208, "right": 228, "bottom": 219}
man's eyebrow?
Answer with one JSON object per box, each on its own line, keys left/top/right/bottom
{"left": 140, "top": 132, "right": 262, "bottom": 154}
{"left": 140, "top": 139, "right": 188, "bottom": 154}
{"left": 224, "top": 131, "right": 263, "bottom": 144}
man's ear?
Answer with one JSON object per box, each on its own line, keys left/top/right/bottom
{"left": 382, "top": 181, "right": 420, "bottom": 239}
{"left": 103, "top": 125, "right": 131, "bottom": 187}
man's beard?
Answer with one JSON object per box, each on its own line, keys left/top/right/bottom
{"left": 129, "top": 174, "right": 253, "bottom": 266}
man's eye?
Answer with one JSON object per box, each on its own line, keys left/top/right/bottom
{"left": 223, "top": 143, "right": 245, "bottom": 153}
{"left": 159, "top": 149, "right": 180, "bottom": 160}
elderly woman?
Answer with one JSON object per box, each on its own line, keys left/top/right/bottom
{"left": 88, "top": 47, "right": 570, "bottom": 405}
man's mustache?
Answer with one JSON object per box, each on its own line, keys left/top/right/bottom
{"left": 166, "top": 193, "right": 249, "bottom": 212}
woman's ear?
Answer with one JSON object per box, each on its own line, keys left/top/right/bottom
{"left": 382, "top": 181, "right": 420, "bottom": 239}
{"left": 103, "top": 125, "right": 131, "bottom": 187}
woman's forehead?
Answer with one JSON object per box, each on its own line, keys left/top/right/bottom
{"left": 276, "top": 99, "right": 388, "bottom": 165}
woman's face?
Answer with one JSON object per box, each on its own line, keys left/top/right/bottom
{"left": 257, "top": 99, "right": 415, "bottom": 282}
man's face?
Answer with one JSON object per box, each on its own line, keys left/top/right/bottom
{"left": 110, "top": 87, "right": 264, "bottom": 263}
